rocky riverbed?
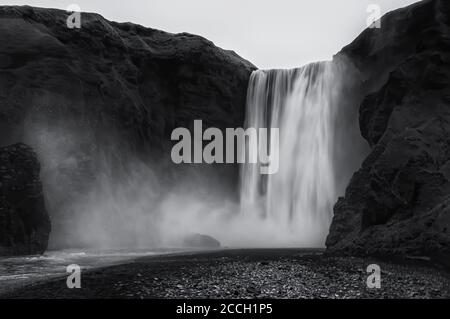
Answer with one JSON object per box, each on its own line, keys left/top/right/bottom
{"left": 2, "top": 249, "right": 449, "bottom": 299}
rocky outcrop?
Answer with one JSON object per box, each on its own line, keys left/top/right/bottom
{"left": 0, "top": 143, "right": 50, "bottom": 256}
{"left": 327, "top": 0, "right": 450, "bottom": 264}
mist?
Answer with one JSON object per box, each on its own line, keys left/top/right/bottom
{"left": 17, "top": 61, "right": 367, "bottom": 250}
{"left": 22, "top": 117, "right": 349, "bottom": 249}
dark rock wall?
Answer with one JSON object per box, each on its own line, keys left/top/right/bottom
{"left": 327, "top": 0, "right": 450, "bottom": 262}
{"left": 0, "top": 6, "right": 255, "bottom": 150}
{"left": 0, "top": 5, "right": 255, "bottom": 174}
{"left": 0, "top": 143, "right": 50, "bottom": 256}
{"left": 0, "top": 6, "right": 255, "bottom": 249}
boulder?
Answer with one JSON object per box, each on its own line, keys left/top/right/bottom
{"left": 183, "top": 233, "right": 221, "bottom": 248}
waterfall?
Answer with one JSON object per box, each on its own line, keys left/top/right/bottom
{"left": 240, "top": 62, "right": 339, "bottom": 247}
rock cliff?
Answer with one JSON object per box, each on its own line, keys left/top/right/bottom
{"left": 0, "top": 6, "right": 255, "bottom": 249}
{"left": 327, "top": 0, "right": 450, "bottom": 266}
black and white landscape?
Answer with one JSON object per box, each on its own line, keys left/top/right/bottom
{"left": 0, "top": 0, "right": 449, "bottom": 300}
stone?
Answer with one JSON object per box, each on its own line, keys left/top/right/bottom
{"left": 182, "top": 233, "right": 221, "bottom": 248}
{"left": 0, "top": 143, "right": 51, "bottom": 256}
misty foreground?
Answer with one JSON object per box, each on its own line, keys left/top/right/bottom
{"left": 2, "top": 249, "right": 449, "bottom": 299}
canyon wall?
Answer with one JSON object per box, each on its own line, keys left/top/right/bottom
{"left": 327, "top": 0, "right": 450, "bottom": 265}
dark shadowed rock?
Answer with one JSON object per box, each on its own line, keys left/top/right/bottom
{"left": 0, "top": 6, "right": 255, "bottom": 248}
{"left": 0, "top": 6, "right": 255, "bottom": 149}
{"left": 327, "top": 0, "right": 450, "bottom": 264}
{"left": 0, "top": 143, "right": 50, "bottom": 256}
{"left": 183, "top": 233, "right": 221, "bottom": 248}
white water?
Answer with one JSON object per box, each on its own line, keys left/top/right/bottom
{"left": 240, "top": 62, "right": 339, "bottom": 247}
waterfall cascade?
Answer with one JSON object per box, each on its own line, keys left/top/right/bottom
{"left": 240, "top": 62, "right": 339, "bottom": 247}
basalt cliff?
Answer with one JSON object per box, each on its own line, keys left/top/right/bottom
{"left": 326, "top": 0, "right": 450, "bottom": 267}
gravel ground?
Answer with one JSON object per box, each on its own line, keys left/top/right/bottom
{"left": 2, "top": 249, "right": 449, "bottom": 299}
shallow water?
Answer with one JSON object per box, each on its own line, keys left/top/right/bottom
{"left": 0, "top": 248, "right": 183, "bottom": 295}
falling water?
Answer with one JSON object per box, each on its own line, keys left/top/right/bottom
{"left": 240, "top": 62, "right": 339, "bottom": 247}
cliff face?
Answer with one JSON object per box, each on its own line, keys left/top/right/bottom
{"left": 0, "top": 143, "right": 50, "bottom": 256}
{"left": 0, "top": 6, "right": 255, "bottom": 248}
{"left": 327, "top": 0, "right": 450, "bottom": 264}
{"left": 0, "top": 6, "right": 255, "bottom": 149}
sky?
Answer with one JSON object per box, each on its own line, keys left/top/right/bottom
{"left": 2, "top": 0, "right": 419, "bottom": 69}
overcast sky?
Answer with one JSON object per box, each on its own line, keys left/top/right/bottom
{"left": 2, "top": 0, "right": 419, "bottom": 69}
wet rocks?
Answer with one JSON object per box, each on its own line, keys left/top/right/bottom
{"left": 0, "top": 143, "right": 51, "bottom": 256}
{"left": 2, "top": 249, "right": 449, "bottom": 299}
